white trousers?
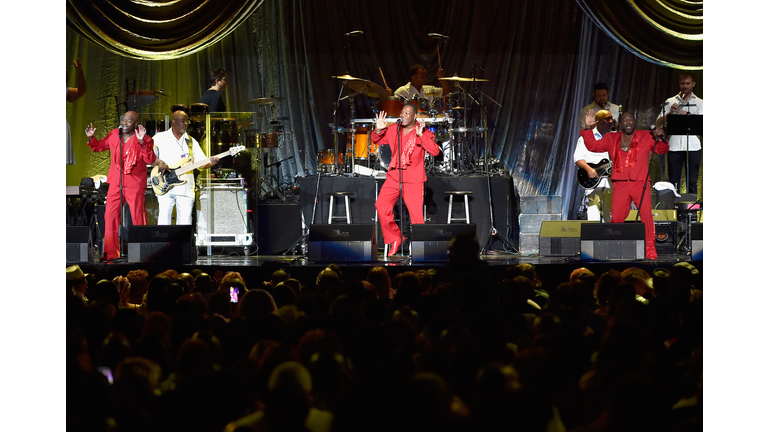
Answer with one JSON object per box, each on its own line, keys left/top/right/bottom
{"left": 156, "top": 194, "right": 195, "bottom": 225}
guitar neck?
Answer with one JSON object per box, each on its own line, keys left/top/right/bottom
{"left": 173, "top": 150, "right": 232, "bottom": 176}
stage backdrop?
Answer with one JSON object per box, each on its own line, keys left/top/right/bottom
{"left": 66, "top": 0, "right": 703, "bottom": 221}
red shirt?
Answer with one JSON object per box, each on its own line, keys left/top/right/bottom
{"left": 580, "top": 129, "right": 669, "bottom": 181}
{"left": 371, "top": 125, "right": 441, "bottom": 183}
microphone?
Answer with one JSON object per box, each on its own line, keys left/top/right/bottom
{"left": 428, "top": 33, "right": 450, "bottom": 40}
{"left": 118, "top": 125, "right": 124, "bottom": 136}
{"left": 396, "top": 118, "right": 402, "bottom": 126}
{"left": 345, "top": 30, "right": 364, "bottom": 37}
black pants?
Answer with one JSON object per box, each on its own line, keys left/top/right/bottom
{"left": 668, "top": 150, "right": 702, "bottom": 195}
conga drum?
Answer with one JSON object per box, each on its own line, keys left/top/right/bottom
{"left": 170, "top": 104, "right": 188, "bottom": 115}
{"left": 189, "top": 103, "right": 209, "bottom": 121}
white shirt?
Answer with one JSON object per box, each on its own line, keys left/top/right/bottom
{"left": 394, "top": 82, "right": 443, "bottom": 102}
{"left": 574, "top": 127, "right": 611, "bottom": 190}
{"left": 579, "top": 101, "right": 620, "bottom": 130}
{"left": 152, "top": 130, "right": 207, "bottom": 197}
{"left": 658, "top": 93, "right": 703, "bottom": 152}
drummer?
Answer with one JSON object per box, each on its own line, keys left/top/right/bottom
{"left": 390, "top": 64, "right": 453, "bottom": 104}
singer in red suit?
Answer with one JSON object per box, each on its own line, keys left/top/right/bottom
{"left": 372, "top": 103, "right": 441, "bottom": 256}
{"left": 582, "top": 111, "right": 669, "bottom": 259}
{"left": 85, "top": 111, "right": 156, "bottom": 261}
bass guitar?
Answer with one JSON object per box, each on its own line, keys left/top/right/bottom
{"left": 150, "top": 145, "right": 245, "bottom": 195}
{"left": 577, "top": 158, "right": 612, "bottom": 189}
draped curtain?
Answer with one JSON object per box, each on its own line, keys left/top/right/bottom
{"left": 66, "top": 0, "right": 703, "bottom": 244}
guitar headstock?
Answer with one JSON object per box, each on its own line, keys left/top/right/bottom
{"left": 229, "top": 145, "right": 246, "bottom": 157}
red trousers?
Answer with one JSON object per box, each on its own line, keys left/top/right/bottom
{"left": 610, "top": 180, "right": 657, "bottom": 259}
{"left": 375, "top": 174, "right": 424, "bottom": 245}
{"left": 102, "top": 187, "right": 148, "bottom": 260}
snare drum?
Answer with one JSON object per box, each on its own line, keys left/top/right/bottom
{"left": 378, "top": 98, "right": 405, "bottom": 117}
{"left": 348, "top": 126, "right": 370, "bottom": 158}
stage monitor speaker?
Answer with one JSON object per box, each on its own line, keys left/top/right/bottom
{"left": 308, "top": 224, "right": 376, "bottom": 262}
{"left": 127, "top": 225, "right": 196, "bottom": 264}
{"left": 580, "top": 223, "right": 645, "bottom": 260}
{"left": 255, "top": 202, "right": 302, "bottom": 255}
{"left": 66, "top": 226, "right": 93, "bottom": 264}
{"left": 411, "top": 223, "right": 477, "bottom": 262}
{"left": 539, "top": 220, "right": 599, "bottom": 257}
{"left": 690, "top": 223, "right": 703, "bottom": 260}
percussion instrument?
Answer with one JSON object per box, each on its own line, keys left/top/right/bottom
{"left": 317, "top": 149, "right": 343, "bottom": 172}
{"left": 261, "top": 131, "right": 281, "bottom": 149}
{"left": 349, "top": 126, "right": 371, "bottom": 159}
{"left": 249, "top": 96, "right": 284, "bottom": 105}
{"left": 332, "top": 75, "right": 389, "bottom": 99}
{"left": 438, "top": 75, "right": 489, "bottom": 82}
{"left": 377, "top": 98, "right": 405, "bottom": 117}
{"left": 145, "top": 119, "right": 166, "bottom": 137}
{"left": 212, "top": 118, "right": 238, "bottom": 144}
{"left": 170, "top": 103, "right": 188, "bottom": 114}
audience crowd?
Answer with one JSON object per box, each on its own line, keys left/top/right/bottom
{"left": 67, "top": 236, "right": 703, "bottom": 432}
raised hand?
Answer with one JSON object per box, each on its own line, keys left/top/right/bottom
{"left": 584, "top": 109, "right": 597, "bottom": 129}
{"left": 85, "top": 123, "right": 95, "bottom": 139}
{"left": 415, "top": 118, "right": 426, "bottom": 137}
{"left": 375, "top": 110, "right": 388, "bottom": 132}
{"left": 136, "top": 124, "right": 146, "bottom": 140}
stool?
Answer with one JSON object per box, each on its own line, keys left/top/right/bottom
{"left": 328, "top": 191, "right": 353, "bottom": 224}
{"left": 446, "top": 191, "right": 471, "bottom": 224}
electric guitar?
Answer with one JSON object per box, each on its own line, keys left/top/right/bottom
{"left": 150, "top": 145, "right": 245, "bottom": 195}
{"left": 577, "top": 158, "right": 612, "bottom": 189}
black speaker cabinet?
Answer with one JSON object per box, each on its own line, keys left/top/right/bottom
{"left": 255, "top": 202, "right": 302, "bottom": 255}
{"left": 580, "top": 223, "right": 645, "bottom": 260}
{"left": 308, "top": 224, "right": 376, "bottom": 262}
{"left": 691, "top": 223, "right": 703, "bottom": 260}
{"left": 411, "top": 223, "right": 477, "bottom": 262}
{"left": 539, "top": 220, "right": 599, "bottom": 257}
{"left": 654, "top": 221, "right": 678, "bottom": 256}
{"left": 66, "top": 226, "right": 93, "bottom": 264}
{"left": 127, "top": 225, "right": 196, "bottom": 263}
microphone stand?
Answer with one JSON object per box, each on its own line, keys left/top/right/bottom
{"left": 117, "top": 127, "right": 127, "bottom": 260}
{"left": 634, "top": 130, "right": 662, "bottom": 239}
{"left": 397, "top": 121, "right": 404, "bottom": 257}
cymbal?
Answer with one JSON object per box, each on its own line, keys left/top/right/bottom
{"left": 439, "top": 75, "right": 489, "bottom": 82}
{"left": 250, "top": 96, "right": 284, "bottom": 104}
{"left": 333, "top": 75, "right": 388, "bottom": 99}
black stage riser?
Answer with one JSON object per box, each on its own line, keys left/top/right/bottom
{"left": 307, "top": 224, "right": 376, "bottom": 262}
{"left": 67, "top": 226, "right": 94, "bottom": 264}
{"left": 298, "top": 175, "right": 515, "bottom": 250}
{"left": 254, "top": 202, "right": 303, "bottom": 255}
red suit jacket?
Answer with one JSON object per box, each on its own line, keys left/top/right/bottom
{"left": 372, "top": 125, "right": 441, "bottom": 182}
{"left": 88, "top": 129, "right": 156, "bottom": 194}
{"left": 580, "top": 129, "right": 669, "bottom": 181}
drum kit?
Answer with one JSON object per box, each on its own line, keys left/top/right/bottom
{"left": 323, "top": 73, "right": 501, "bottom": 177}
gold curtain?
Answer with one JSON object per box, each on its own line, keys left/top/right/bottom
{"left": 575, "top": 0, "right": 703, "bottom": 69}
{"left": 66, "top": 0, "right": 263, "bottom": 60}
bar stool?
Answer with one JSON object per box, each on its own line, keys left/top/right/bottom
{"left": 328, "top": 191, "right": 353, "bottom": 224}
{"left": 446, "top": 191, "right": 472, "bottom": 224}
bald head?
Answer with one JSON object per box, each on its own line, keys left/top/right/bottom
{"left": 594, "top": 109, "right": 614, "bottom": 134}
{"left": 171, "top": 110, "right": 189, "bottom": 136}
{"left": 121, "top": 111, "right": 140, "bottom": 135}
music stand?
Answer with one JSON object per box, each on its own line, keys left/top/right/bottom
{"left": 665, "top": 115, "right": 703, "bottom": 194}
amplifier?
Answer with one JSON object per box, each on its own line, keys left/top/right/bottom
{"left": 197, "top": 186, "right": 252, "bottom": 247}
{"left": 539, "top": 220, "right": 599, "bottom": 257}
{"left": 127, "top": 225, "right": 196, "bottom": 263}
{"left": 66, "top": 226, "right": 93, "bottom": 264}
{"left": 411, "top": 223, "right": 476, "bottom": 262}
{"left": 308, "top": 224, "right": 376, "bottom": 262}
{"left": 580, "top": 223, "right": 645, "bottom": 260}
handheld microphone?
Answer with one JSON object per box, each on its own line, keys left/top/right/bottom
{"left": 345, "top": 30, "right": 364, "bottom": 37}
{"left": 428, "top": 33, "right": 450, "bottom": 40}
